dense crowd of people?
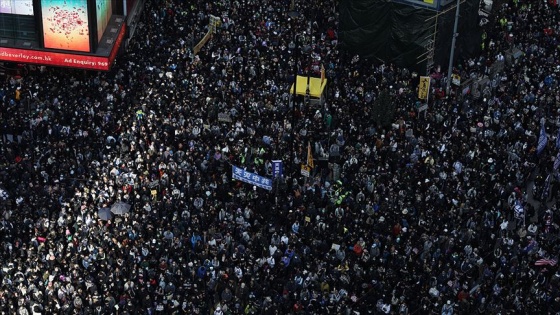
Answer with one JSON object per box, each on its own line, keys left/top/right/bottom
{"left": 1, "top": 0, "right": 560, "bottom": 314}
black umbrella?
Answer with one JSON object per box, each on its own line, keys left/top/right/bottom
{"left": 110, "top": 202, "right": 131, "bottom": 215}
{"left": 98, "top": 207, "right": 112, "bottom": 221}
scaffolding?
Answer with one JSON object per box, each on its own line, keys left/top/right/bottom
{"left": 417, "top": 14, "right": 438, "bottom": 74}
{"left": 416, "top": 0, "right": 467, "bottom": 75}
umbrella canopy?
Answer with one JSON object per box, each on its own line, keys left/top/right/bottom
{"left": 0, "top": 188, "right": 8, "bottom": 201}
{"left": 110, "top": 202, "right": 131, "bottom": 215}
{"left": 97, "top": 207, "right": 112, "bottom": 221}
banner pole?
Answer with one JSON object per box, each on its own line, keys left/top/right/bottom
{"left": 446, "top": 0, "right": 461, "bottom": 96}
{"left": 291, "top": 33, "right": 299, "bottom": 177}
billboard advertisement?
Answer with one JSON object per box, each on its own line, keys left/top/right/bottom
{"left": 0, "top": 23, "right": 125, "bottom": 70}
{"left": 96, "top": 0, "right": 112, "bottom": 42}
{"left": 0, "top": 0, "right": 34, "bottom": 15}
{"left": 41, "top": 0, "right": 90, "bottom": 52}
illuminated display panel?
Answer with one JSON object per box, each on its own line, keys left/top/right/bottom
{"left": 0, "top": 23, "right": 126, "bottom": 70}
{"left": 0, "top": 0, "right": 34, "bottom": 15}
{"left": 41, "top": 0, "right": 90, "bottom": 52}
{"left": 96, "top": 0, "right": 112, "bottom": 42}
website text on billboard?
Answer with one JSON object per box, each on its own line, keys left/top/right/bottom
{"left": 0, "top": 48, "right": 107, "bottom": 70}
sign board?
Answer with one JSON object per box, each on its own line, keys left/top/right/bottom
{"left": 0, "top": 24, "right": 126, "bottom": 71}
{"left": 418, "top": 76, "right": 430, "bottom": 100}
{"left": 405, "top": 129, "right": 414, "bottom": 138}
{"left": 301, "top": 164, "right": 311, "bottom": 177}
{"left": 209, "top": 15, "right": 222, "bottom": 33}
{"left": 232, "top": 165, "right": 272, "bottom": 190}
{"left": 272, "top": 160, "right": 283, "bottom": 178}
{"left": 511, "top": 48, "right": 523, "bottom": 59}
{"left": 329, "top": 144, "right": 340, "bottom": 157}
{"left": 451, "top": 74, "right": 461, "bottom": 86}
{"left": 332, "top": 163, "right": 341, "bottom": 181}
{"left": 218, "top": 112, "right": 232, "bottom": 123}
{"left": 478, "top": 0, "right": 493, "bottom": 17}
{"left": 307, "top": 142, "right": 314, "bottom": 168}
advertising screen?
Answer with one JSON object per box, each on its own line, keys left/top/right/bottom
{"left": 0, "top": 23, "right": 125, "bottom": 71}
{"left": 96, "top": 0, "right": 112, "bottom": 42}
{"left": 41, "top": 0, "right": 90, "bottom": 52}
{"left": 0, "top": 0, "right": 34, "bottom": 15}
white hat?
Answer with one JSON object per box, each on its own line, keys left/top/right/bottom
{"left": 402, "top": 209, "right": 408, "bottom": 215}
{"left": 488, "top": 158, "right": 494, "bottom": 163}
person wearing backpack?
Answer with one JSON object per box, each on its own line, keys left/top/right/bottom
{"left": 441, "top": 300, "right": 454, "bottom": 315}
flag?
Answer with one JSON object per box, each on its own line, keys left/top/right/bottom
{"left": 542, "top": 174, "right": 551, "bottom": 201}
{"left": 524, "top": 239, "right": 537, "bottom": 253}
{"left": 307, "top": 142, "right": 314, "bottom": 168}
{"left": 513, "top": 200, "right": 524, "bottom": 219}
{"left": 535, "top": 258, "right": 558, "bottom": 266}
{"left": 537, "top": 120, "right": 548, "bottom": 155}
{"left": 554, "top": 151, "right": 560, "bottom": 170}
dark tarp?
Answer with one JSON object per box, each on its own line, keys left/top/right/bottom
{"left": 339, "top": 0, "right": 482, "bottom": 72}
{"left": 432, "top": 0, "right": 483, "bottom": 70}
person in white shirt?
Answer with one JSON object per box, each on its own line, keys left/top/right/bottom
{"left": 267, "top": 256, "right": 275, "bottom": 268}
{"left": 269, "top": 244, "right": 277, "bottom": 256}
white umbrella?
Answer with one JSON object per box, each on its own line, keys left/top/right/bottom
{"left": 110, "top": 202, "right": 131, "bottom": 215}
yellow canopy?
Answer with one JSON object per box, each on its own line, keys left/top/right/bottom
{"left": 289, "top": 76, "right": 328, "bottom": 98}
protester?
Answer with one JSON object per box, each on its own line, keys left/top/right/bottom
{"left": 0, "top": 0, "right": 560, "bottom": 314}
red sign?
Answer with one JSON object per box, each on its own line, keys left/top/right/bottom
{"left": 108, "top": 23, "right": 126, "bottom": 68}
{"left": 0, "top": 24, "right": 126, "bottom": 71}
